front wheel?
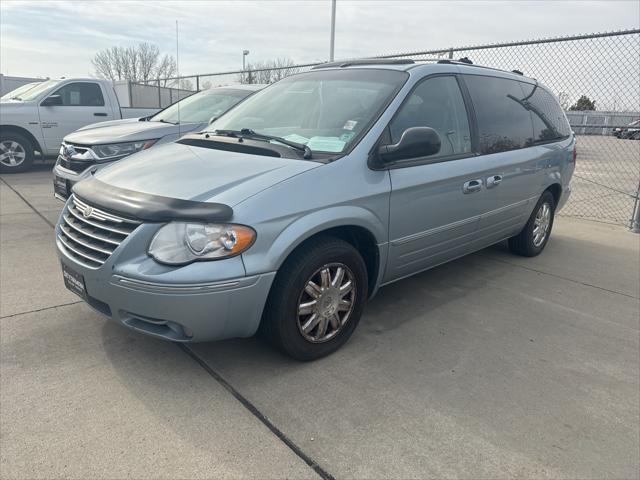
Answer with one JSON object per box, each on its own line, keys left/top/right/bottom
{"left": 0, "top": 132, "right": 35, "bottom": 173}
{"left": 508, "top": 191, "right": 555, "bottom": 257}
{"left": 260, "top": 236, "right": 368, "bottom": 361}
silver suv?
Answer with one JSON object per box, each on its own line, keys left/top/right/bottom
{"left": 55, "top": 59, "right": 575, "bottom": 360}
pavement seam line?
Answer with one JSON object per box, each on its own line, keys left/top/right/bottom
{"left": 178, "top": 343, "right": 335, "bottom": 480}
{"left": 1, "top": 301, "right": 83, "bottom": 319}
{"left": 0, "top": 176, "right": 55, "bottom": 228}
{"left": 479, "top": 253, "right": 640, "bottom": 300}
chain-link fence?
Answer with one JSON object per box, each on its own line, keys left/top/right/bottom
{"left": 149, "top": 29, "right": 640, "bottom": 228}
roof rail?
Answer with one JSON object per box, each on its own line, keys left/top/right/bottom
{"left": 311, "top": 58, "right": 415, "bottom": 69}
{"left": 437, "top": 58, "right": 526, "bottom": 77}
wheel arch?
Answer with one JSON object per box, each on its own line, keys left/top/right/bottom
{"left": 0, "top": 125, "right": 42, "bottom": 154}
{"left": 544, "top": 183, "right": 562, "bottom": 208}
{"left": 255, "top": 207, "right": 388, "bottom": 298}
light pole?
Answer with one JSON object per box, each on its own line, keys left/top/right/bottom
{"left": 242, "top": 50, "right": 250, "bottom": 71}
{"left": 329, "top": 0, "right": 336, "bottom": 61}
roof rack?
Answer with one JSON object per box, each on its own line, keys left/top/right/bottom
{"left": 437, "top": 58, "right": 525, "bottom": 76}
{"left": 311, "top": 59, "right": 415, "bottom": 69}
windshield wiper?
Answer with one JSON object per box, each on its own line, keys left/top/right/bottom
{"left": 157, "top": 118, "right": 178, "bottom": 125}
{"left": 212, "top": 128, "right": 312, "bottom": 159}
{"left": 10, "top": 96, "right": 22, "bottom": 101}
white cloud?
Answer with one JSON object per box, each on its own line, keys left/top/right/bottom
{"left": 1, "top": 0, "right": 638, "bottom": 78}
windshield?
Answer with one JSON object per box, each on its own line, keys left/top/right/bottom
{"left": 19, "top": 80, "right": 60, "bottom": 101}
{"left": 1, "top": 82, "right": 41, "bottom": 100}
{"left": 210, "top": 69, "right": 408, "bottom": 154}
{"left": 151, "top": 89, "right": 252, "bottom": 124}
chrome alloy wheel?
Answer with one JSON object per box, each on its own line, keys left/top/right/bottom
{"left": 296, "top": 263, "right": 356, "bottom": 343}
{"left": 0, "top": 140, "right": 26, "bottom": 167}
{"left": 533, "top": 202, "right": 551, "bottom": 247}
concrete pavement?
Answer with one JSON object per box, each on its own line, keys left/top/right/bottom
{"left": 1, "top": 166, "right": 638, "bottom": 479}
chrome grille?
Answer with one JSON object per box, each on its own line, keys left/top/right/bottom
{"left": 58, "top": 142, "right": 95, "bottom": 173}
{"left": 58, "top": 195, "right": 141, "bottom": 268}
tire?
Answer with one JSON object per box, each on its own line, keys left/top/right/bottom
{"left": 260, "top": 236, "right": 368, "bottom": 361}
{"left": 508, "top": 191, "right": 555, "bottom": 257}
{"left": 0, "top": 132, "right": 35, "bottom": 173}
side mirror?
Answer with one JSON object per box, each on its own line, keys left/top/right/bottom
{"left": 377, "top": 127, "right": 441, "bottom": 164}
{"left": 41, "top": 94, "right": 63, "bottom": 106}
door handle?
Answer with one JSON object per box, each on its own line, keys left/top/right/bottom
{"left": 486, "top": 174, "right": 503, "bottom": 189}
{"left": 462, "top": 179, "right": 483, "bottom": 194}
{"left": 94, "top": 112, "right": 107, "bottom": 117}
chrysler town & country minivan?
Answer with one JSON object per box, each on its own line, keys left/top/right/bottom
{"left": 56, "top": 59, "right": 575, "bottom": 360}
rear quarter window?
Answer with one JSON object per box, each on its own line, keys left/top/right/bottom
{"left": 464, "top": 75, "right": 533, "bottom": 154}
{"left": 519, "top": 82, "right": 571, "bottom": 141}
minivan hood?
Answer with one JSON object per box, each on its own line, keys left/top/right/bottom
{"left": 93, "top": 142, "right": 320, "bottom": 206}
{"left": 65, "top": 120, "right": 202, "bottom": 145}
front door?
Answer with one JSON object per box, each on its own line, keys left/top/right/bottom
{"left": 384, "top": 75, "right": 487, "bottom": 283}
{"left": 38, "top": 81, "right": 113, "bottom": 154}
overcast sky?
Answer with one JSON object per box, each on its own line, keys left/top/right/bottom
{"left": 1, "top": 0, "right": 638, "bottom": 79}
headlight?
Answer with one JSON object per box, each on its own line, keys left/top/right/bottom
{"left": 148, "top": 222, "right": 256, "bottom": 265}
{"left": 92, "top": 139, "right": 157, "bottom": 159}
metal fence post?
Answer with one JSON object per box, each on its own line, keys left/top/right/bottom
{"left": 631, "top": 182, "right": 640, "bottom": 233}
{"left": 448, "top": 48, "right": 454, "bottom": 59}
{"left": 157, "top": 79, "right": 161, "bottom": 108}
{"left": 196, "top": 76, "right": 200, "bottom": 92}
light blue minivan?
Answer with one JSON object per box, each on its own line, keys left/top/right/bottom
{"left": 56, "top": 59, "right": 575, "bottom": 360}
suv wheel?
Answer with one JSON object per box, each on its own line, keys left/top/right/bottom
{"left": 0, "top": 132, "right": 34, "bottom": 173}
{"left": 508, "top": 190, "right": 555, "bottom": 257}
{"left": 261, "top": 236, "right": 368, "bottom": 361}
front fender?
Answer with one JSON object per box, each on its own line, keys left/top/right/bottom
{"left": 242, "top": 205, "right": 388, "bottom": 286}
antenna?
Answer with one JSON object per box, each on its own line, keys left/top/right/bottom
{"left": 176, "top": 20, "right": 181, "bottom": 137}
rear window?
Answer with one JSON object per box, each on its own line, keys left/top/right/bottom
{"left": 464, "top": 75, "right": 533, "bottom": 154}
{"left": 519, "top": 82, "right": 572, "bottom": 141}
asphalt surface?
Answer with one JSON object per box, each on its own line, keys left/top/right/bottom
{"left": 1, "top": 165, "right": 639, "bottom": 479}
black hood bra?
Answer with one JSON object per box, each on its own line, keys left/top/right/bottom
{"left": 72, "top": 177, "right": 234, "bottom": 223}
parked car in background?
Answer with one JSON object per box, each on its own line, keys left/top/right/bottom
{"left": 56, "top": 60, "right": 575, "bottom": 360}
{"left": 0, "top": 78, "right": 159, "bottom": 173}
{"left": 53, "top": 84, "right": 264, "bottom": 200}
{"left": 613, "top": 119, "right": 640, "bottom": 139}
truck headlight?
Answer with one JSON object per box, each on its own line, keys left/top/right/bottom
{"left": 93, "top": 139, "right": 157, "bottom": 159}
{"left": 148, "top": 222, "right": 256, "bottom": 265}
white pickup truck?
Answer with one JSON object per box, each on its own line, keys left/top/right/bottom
{"left": 0, "top": 78, "right": 158, "bottom": 173}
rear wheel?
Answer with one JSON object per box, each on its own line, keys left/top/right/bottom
{"left": 508, "top": 191, "right": 555, "bottom": 257}
{"left": 260, "top": 236, "right": 368, "bottom": 361}
{"left": 0, "top": 132, "right": 34, "bottom": 173}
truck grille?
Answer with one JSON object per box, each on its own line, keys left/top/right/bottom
{"left": 58, "top": 143, "right": 95, "bottom": 173}
{"left": 58, "top": 196, "right": 141, "bottom": 268}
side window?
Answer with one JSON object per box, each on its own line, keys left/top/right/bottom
{"left": 464, "top": 75, "right": 533, "bottom": 154}
{"left": 389, "top": 76, "right": 471, "bottom": 158}
{"left": 50, "top": 82, "right": 105, "bottom": 106}
{"left": 520, "top": 82, "right": 571, "bottom": 142}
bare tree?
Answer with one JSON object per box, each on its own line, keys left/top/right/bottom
{"left": 557, "top": 91, "right": 571, "bottom": 111}
{"left": 92, "top": 43, "right": 176, "bottom": 84}
{"left": 240, "top": 58, "right": 301, "bottom": 84}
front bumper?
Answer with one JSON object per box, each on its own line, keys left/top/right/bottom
{"left": 53, "top": 158, "right": 92, "bottom": 201}
{"left": 55, "top": 215, "right": 276, "bottom": 342}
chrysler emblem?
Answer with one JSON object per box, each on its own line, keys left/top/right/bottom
{"left": 83, "top": 206, "right": 94, "bottom": 218}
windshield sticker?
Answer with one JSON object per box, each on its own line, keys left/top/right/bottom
{"left": 283, "top": 133, "right": 310, "bottom": 144}
{"left": 343, "top": 120, "right": 358, "bottom": 131}
{"left": 306, "top": 136, "right": 346, "bottom": 153}
{"left": 340, "top": 132, "right": 355, "bottom": 142}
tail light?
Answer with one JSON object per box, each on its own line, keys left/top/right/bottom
{"left": 571, "top": 144, "right": 577, "bottom": 163}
